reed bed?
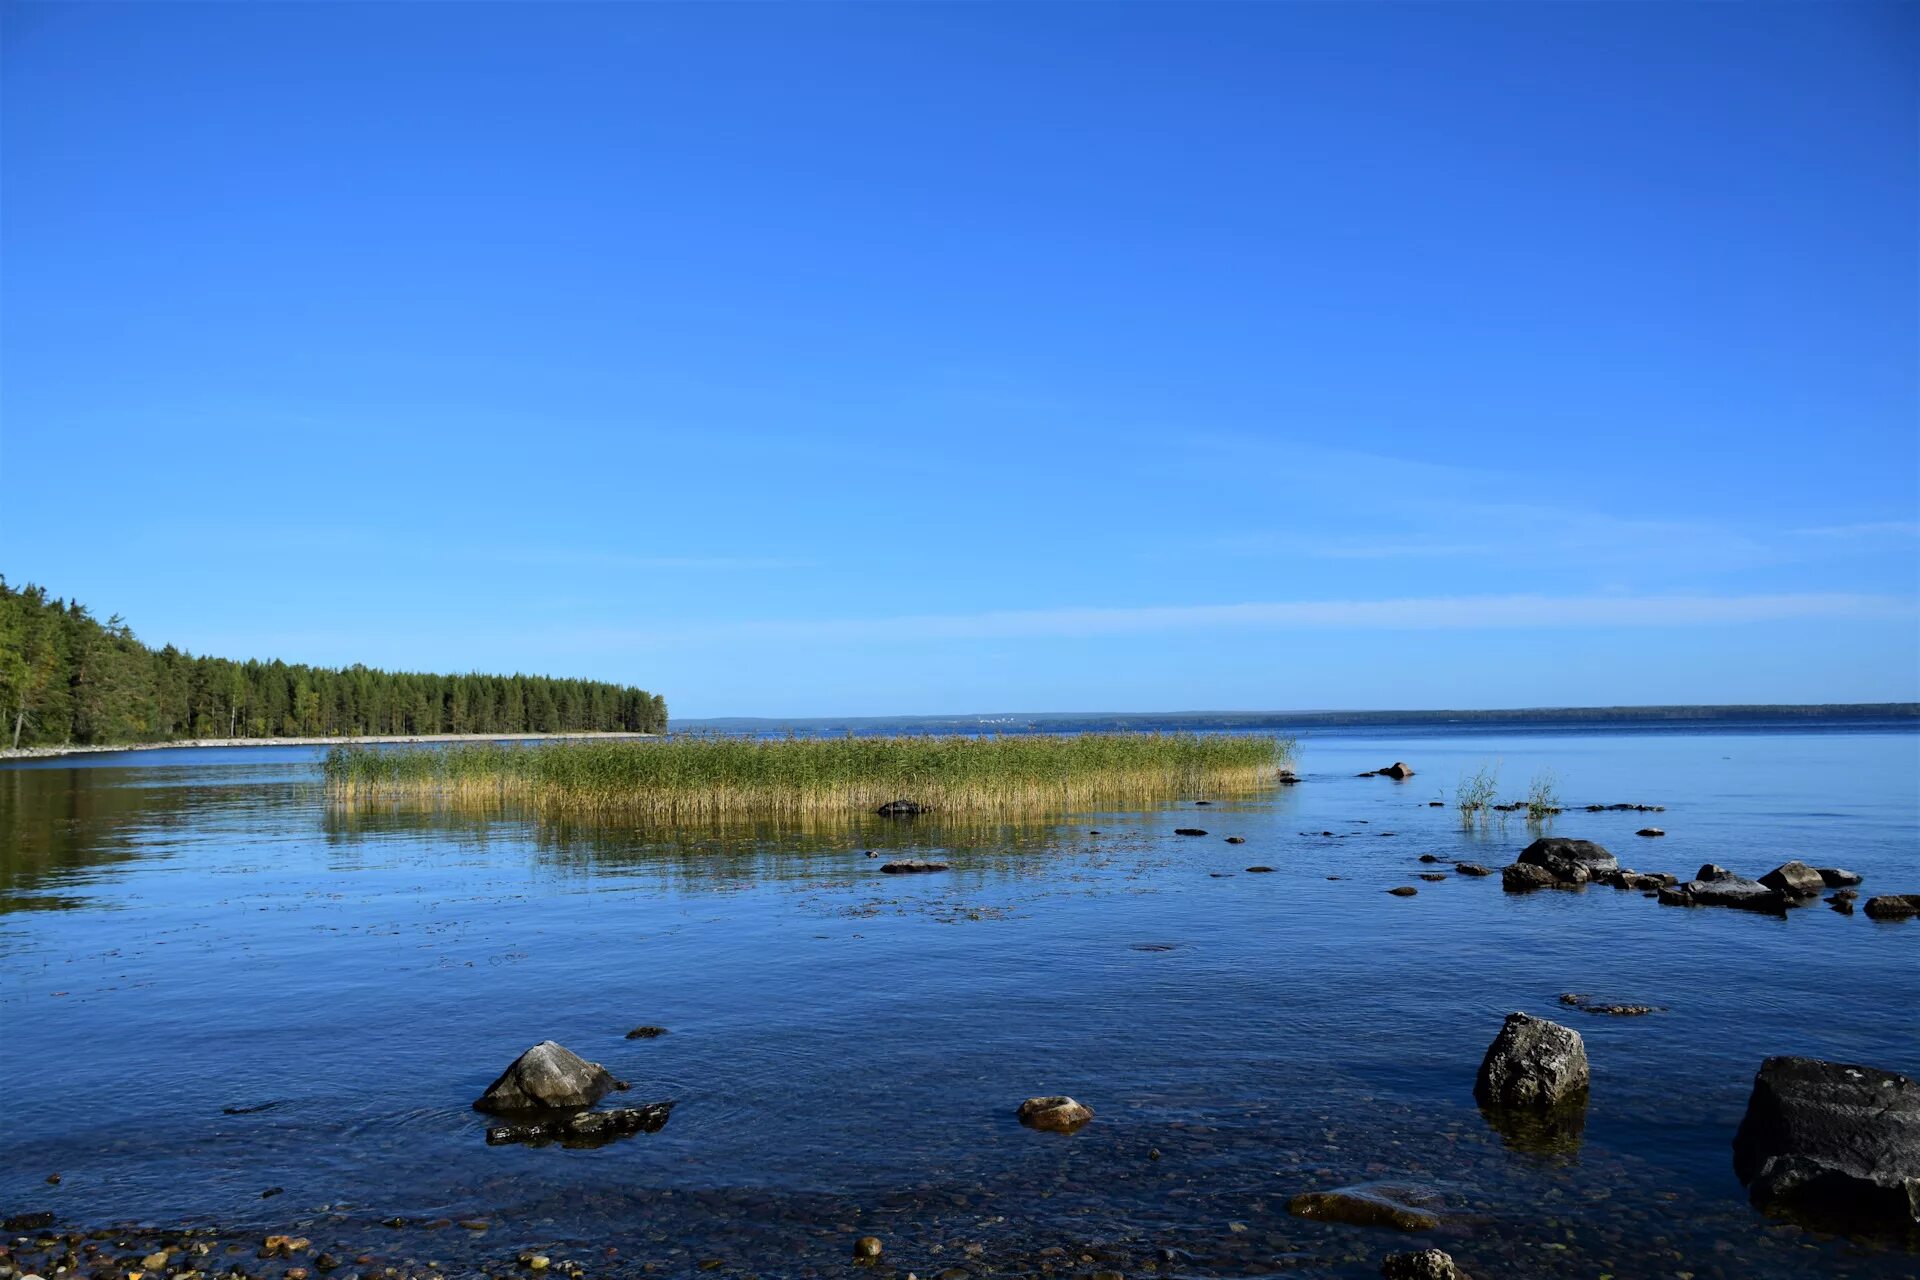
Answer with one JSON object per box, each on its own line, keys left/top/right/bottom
{"left": 321, "top": 732, "right": 1294, "bottom": 820}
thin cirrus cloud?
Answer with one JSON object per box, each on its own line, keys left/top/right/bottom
{"left": 605, "top": 591, "right": 1916, "bottom": 646}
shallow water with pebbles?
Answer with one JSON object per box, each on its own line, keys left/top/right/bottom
{"left": 2, "top": 723, "right": 1916, "bottom": 1278}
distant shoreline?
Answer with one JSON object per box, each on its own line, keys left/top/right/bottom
{"left": 0, "top": 731, "right": 657, "bottom": 763}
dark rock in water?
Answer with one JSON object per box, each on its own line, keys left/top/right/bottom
{"left": 1387, "top": 886, "right": 1419, "bottom": 896}
{"left": 1286, "top": 1183, "right": 1440, "bottom": 1231}
{"left": 875, "top": 799, "right": 925, "bottom": 817}
{"left": 1697, "top": 863, "right": 1734, "bottom": 882}
{"left": 474, "top": 1041, "right": 618, "bottom": 1113}
{"left": 1454, "top": 862, "right": 1492, "bottom": 877}
{"left": 1428, "top": 800, "right": 1445, "bottom": 807}
{"left": 3, "top": 1211, "right": 55, "bottom": 1231}
{"left": 1864, "top": 894, "right": 1920, "bottom": 920}
{"left": 1245, "top": 865, "right": 1274, "bottom": 873}
{"left": 1194, "top": 799, "right": 1212, "bottom": 806}
{"left": 880, "top": 859, "right": 949, "bottom": 874}
{"left": 1224, "top": 836, "right": 1245, "bottom": 844}
{"left": 1356, "top": 771, "right": 1379, "bottom": 777}
{"left": 1174, "top": 828, "right": 1208, "bottom": 836}
{"left": 1818, "top": 867, "right": 1862, "bottom": 887}
{"left": 624, "top": 1025, "right": 668, "bottom": 1040}
{"left": 1418, "top": 854, "right": 1442, "bottom": 863}
{"left": 1559, "top": 992, "right": 1662, "bottom": 1016}
{"left": 1278, "top": 770, "right": 1299, "bottom": 784}
{"left": 1501, "top": 862, "right": 1560, "bottom": 893}
{"left": 1518, "top": 837, "right": 1619, "bottom": 880}
{"left": 1418, "top": 872, "right": 1447, "bottom": 882}
{"left": 1017, "top": 1095, "right": 1093, "bottom": 1132}
{"left": 1380, "top": 1249, "right": 1468, "bottom": 1280}
{"left": 486, "top": 1102, "right": 674, "bottom": 1148}
{"left": 1732, "top": 1056, "right": 1920, "bottom": 1229}
{"left": 1659, "top": 875, "right": 1790, "bottom": 914}
{"left": 1475, "top": 1012, "right": 1589, "bottom": 1110}
{"left": 222, "top": 1100, "right": 285, "bottom": 1115}
{"left": 1829, "top": 891, "right": 1857, "bottom": 915}
{"left": 1759, "top": 860, "right": 1825, "bottom": 898}
{"left": 1378, "top": 762, "right": 1416, "bottom": 780}
{"left": 1636, "top": 827, "right": 1665, "bottom": 837}
{"left": 853, "top": 1236, "right": 883, "bottom": 1261}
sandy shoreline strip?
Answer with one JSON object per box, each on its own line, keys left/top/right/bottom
{"left": 0, "top": 730, "right": 658, "bottom": 763}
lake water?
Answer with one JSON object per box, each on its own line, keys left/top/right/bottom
{"left": 3, "top": 722, "right": 1917, "bottom": 1279}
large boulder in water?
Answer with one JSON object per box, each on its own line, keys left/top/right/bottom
{"left": 1658, "top": 874, "right": 1790, "bottom": 914}
{"left": 1732, "top": 1056, "right": 1920, "bottom": 1229}
{"left": 1758, "top": 860, "right": 1824, "bottom": 898}
{"left": 473, "top": 1041, "right": 620, "bottom": 1113}
{"left": 1864, "top": 894, "right": 1920, "bottom": 920}
{"left": 1473, "top": 1012, "right": 1589, "bottom": 1110}
{"left": 1517, "top": 838, "right": 1618, "bottom": 881}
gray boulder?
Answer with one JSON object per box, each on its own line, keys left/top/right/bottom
{"left": 1501, "top": 861, "right": 1563, "bottom": 893}
{"left": 1017, "top": 1095, "right": 1093, "bottom": 1132}
{"left": 1864, "top": 894, "right": 1920, "bottom": 920}
{"left": 1732, "top": 1056, "right": 1920, "bottom": 1229}
{"left": 1381, "top": 1249, "right": 1467, "bottom": 1280}
{"left": 1658, "top": 875, "right": 1790, "bottom": 914}
{"left": 1758, "top": 860, "right": 1824, "bottom": 897}
{"left": 1818, "top": 867, "right": 1862, "bottom": 887}
{"left": 1473, "top": 1012, "right": 1589, "bottom": 1110}
{"left": 473, "top": 1041, "right": 620, "bottom": 1113}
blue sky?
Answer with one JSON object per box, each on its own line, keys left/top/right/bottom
{"left": 3, "top": 1, "right": 1915, "bottom": 717}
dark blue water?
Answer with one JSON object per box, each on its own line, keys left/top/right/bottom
{"left": 2, "top": 723, "right": 1916, "bottom": 1278}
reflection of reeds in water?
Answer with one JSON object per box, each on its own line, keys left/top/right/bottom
{"left": 322, "top": 733, "right": 1293, "bottom": 820}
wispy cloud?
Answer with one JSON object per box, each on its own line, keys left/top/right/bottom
{"left": 1793, "top": 521, "right": 1920, "bottom": 539}
{"left": 593, "top": 592, "right": 1914, "bottom": 646}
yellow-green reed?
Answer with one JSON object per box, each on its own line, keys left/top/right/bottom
{"left": 321, "top": 732, "right": 1295, "bottom": 820}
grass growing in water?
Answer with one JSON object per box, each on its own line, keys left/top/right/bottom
{"left": 322, "top": 732, "right": 1294, "bottom": 820}
{"left": 1456, "top": 762, "right": 1500, "bottom": 826}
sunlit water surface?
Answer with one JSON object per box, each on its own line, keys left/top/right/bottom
{"left": 2, "top": 723, "right": 1916, "bottom": 1279}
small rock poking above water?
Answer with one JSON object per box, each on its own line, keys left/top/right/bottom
{"left": 485, "top": 1102, "right": 673, "bottom": 1148}
{"left": 852, "top": 1236, "right": 883, "bottom": 1260}
{"left": 1381, "top": 1248, "right": 1469, "bottom": 1280}
{"left": 1017, "top": 1095, "right": 1093, "bottom": 1133}
{"left": 1174, "top": 827, "right": 1208, "bottom": 836}
{"left": 1657, "top": 867, "right": 1798, "bottom": 914}
{"left": 1361, "top": 761, "right": 1415, "bottom": 779}
{"left": 880, "top": 859, "right": 950, "bottom": 874}
{"left": 473, "top": 1041, "right": 620, "bottom": 1113}
{"left": 1286, "top": 1183, "right": 1440, "bottom": 1231}
{"left": 875, "top": 799, "right": 925, "bottom": 817}
{"left": 1863, "top": 894, "right": 1920, "bottom": 920}
{"left": 1418, "top": 873, "right": 1447, "bottom": 882}
{"left": 1474, "top": 1012, "right": 1589, "bottom": 1110}
{"left": 1224, "top": 836, "right": 1245, "bottom": 844}
{"left": 1453, "top": 862, "right": 1492, "bottom": 877}
{"left": 1387, "top": 886, "right": 1419, "bottom": 897}
{"left": 624, "top": 1025, "right": 668, "bottom": 1040}
{"left": 1245, "top": 865, "right": 1274, "bottom": 873}
{"left": 1636, "top": 827, "right": 1665, "bottom": 837}
{"left": 1732, "top": 1056, "right": 1920, "bottom": 1230}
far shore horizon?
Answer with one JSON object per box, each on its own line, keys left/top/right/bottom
{"left": 4, "top": 702, "right": 1915, "bottom": 763}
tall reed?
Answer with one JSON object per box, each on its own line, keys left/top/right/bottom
{"left": 322, "top": 732, "right": 1294, "bottom": 820}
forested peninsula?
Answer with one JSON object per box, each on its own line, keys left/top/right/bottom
{"left": 0, "top": 579, "right": 666, "bottom": 749}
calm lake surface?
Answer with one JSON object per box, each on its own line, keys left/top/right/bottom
{"left": 3, "top": 721, "right": 1917, "bottom": 1278}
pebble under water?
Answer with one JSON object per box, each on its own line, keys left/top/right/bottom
{"left": 2, "top": 723, "right": 1917, "bottom": 1279}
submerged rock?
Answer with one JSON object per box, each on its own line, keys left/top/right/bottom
{"left": 1287, "top": 1183, "right": 1440, "bottom": 1231}
{"left": 1658, "top": 875, "right": 1791, "bottom": 914}
{"left": 1381, "top": 1249, "right": 1468, "bottom": 1280}
{"left": 1758, "top": 860, "right": 1825, "bottom": 898}
{"left": 1474, "top": 1012, "right": 1589, "bottom": 1110}
{"left": 1017, "top": 1095, "right": 1093, "bottom": 1132}
{"left": 485, "top": 1102, "right": 673, "bottom": 1148}
{"left": 879, "top": 859, "right": 949, "bottom": 874}
{"left": 875, "top": 799, "right": 925, "bottom": 817}
{"left": 473, "top": 1041, "right": 619, "bottom": 1113}
{"left": 1559, "top": 992, "right": 1662, "bottom": 1016}
{"left": 1732, "top": 1056, "right": 1920, "bottom": 1229}
{"left": 1864, "top": 894, "right": 1920, "bottom": 920}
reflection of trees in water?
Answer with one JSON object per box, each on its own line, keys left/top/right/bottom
{"left": 0, "top": 768, "right": 203, "bottom": 910}
{"left": 319, "top": 799, "right": 1106, "bottom": 888}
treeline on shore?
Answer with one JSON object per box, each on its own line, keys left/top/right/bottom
{"left": 0, "top": 579, "right": 667, "bottom": 748}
